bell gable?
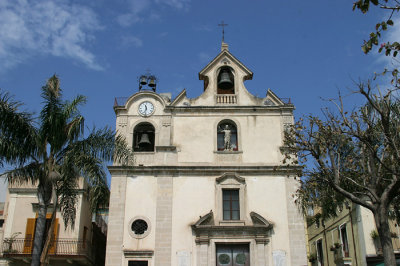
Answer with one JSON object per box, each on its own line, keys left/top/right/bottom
{"left": 171, "top": 42, "right": 290, "bottom": 108}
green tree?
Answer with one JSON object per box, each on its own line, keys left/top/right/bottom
{"left": 283, "top": 87, "right": 400, "bottom": 265}
{"left": 0, "top": 75, "right": 132, "bottom": 266}
{"left": 282, "top": 1, "right": 400, "bottom": 265}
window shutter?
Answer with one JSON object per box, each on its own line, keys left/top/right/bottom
{"left": 23, "top": 218, "right": 36, "bottom": 254}
{"left": 48, "top": 218, "right": 58, "bottom": 254}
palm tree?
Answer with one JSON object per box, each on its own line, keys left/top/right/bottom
{"left": 0, "top": 75, "right": 132, "bottom": 266}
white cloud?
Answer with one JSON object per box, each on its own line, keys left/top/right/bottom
{"left": 117, "top": 0, "right": 150, "bottom": 26}
{"left": 155, "top": 0, "right": 190, "bottom": 9}
{"left": 117, "top": 0, "right": 190, "bottom": 27}
{"left": 195, "top": 25, "right": 213, "bottom": 32}
{"left": 198, "top": 52, "right": 211, "bottom": 63}
{"left": 121, "top": 35, "right": 143, "bottom": 48}
{"left": 0, "top": 0, "right": 103, "bottom": 72}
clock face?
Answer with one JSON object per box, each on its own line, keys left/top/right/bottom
{"left": 138, "top": 101, "right": 154, "bottom": 116}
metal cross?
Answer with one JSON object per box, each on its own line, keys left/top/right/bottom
{"left": 218, "top": 21, "right": 228, "bottom": 42}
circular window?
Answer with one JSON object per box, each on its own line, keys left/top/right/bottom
{"left": 129, "top": 216, "right": 151, "bottom": 239}
{"left": 131, "top": 219, "right": 148, "bottom": 235}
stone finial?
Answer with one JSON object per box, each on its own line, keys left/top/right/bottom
{"left": 221, "top": 42, "right": 229, "bottom": 51}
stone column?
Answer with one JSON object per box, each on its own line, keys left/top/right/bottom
{"left": 105, "top": 174, "right": 127, "bottom": 266}
{"left": 154, "top": 176, "right": 173, "bottom": 266}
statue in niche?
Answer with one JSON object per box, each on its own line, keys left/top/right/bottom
{"left": 222, "top": 124, "right": 231, "bottom": 150}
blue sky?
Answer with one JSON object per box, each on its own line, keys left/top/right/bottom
{"left": 0, "top": 0, "right": 399, "bottom": 199}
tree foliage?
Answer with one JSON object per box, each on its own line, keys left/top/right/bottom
{"left": 282, "top": 1, "right": 400, "bottom": 265}
{"left": 0, "top": 75, "right": 133, "bottom": 266}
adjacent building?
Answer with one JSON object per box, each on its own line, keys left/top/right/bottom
{"left": 105, "top": 42, "right": 308, "bottom": 266}
{"left": 306, "top": 203, "right": 400, "bottom": 266}
{"left": 0, "top": 178, "right": 107, "bottom": 265}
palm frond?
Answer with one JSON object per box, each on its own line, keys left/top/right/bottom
{"left": 89, "top": 179, "right": 109, "bottom": 212}
{"left": 62, "top": 95, "right": 86, "bottom": 143}
{"left": 57, "top": 164, "right": 78, "bottom": 228}
{"left": 65, "top": 116, "right": 84, "bottom": 143}
{"left": 66, "top": 152, "right": 108, "bottom": 211}
{"left": 61, "top": 127, "right": 133, "bottom": 165}
{"left": 113, "top": 133, "right": 133, "bottom": 165}
{"left": 0, "top": 90, "right": 38, "bottom": 165}
{"left": 3, "top": 162, "right": 42, "bottom": 184}
{"left": 63, "top": 95, "right": 86, "bottom": 121}
{"left": 40, "top": 76, "right": 67, "bottom": 153}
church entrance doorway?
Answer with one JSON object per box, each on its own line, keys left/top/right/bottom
{"left": 216, "top": 244, "right": 250, "bottom": 266}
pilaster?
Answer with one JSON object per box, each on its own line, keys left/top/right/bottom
{"left": 105, "top": 175, "right": 127, "bottom": 266}
{"left": 154, "top": 176, "right": 173, "bottom": 266}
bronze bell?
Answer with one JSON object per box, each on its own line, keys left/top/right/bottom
{"left": 139, "top": 76, "right": 147, "bottom": 85}
{"left": 218, "top": 69, "right": 233, "bottom": 90}
{"left": 138, "top": 133, "right": 151, "bottom": 146}
{"left": 148, "top": 78, "right": 156, "bottom": 87}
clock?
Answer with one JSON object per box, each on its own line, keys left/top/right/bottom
{"left": 138, "top": 101, "right": 155, "bottom": 116}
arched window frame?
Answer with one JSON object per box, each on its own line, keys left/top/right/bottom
{"left": 133, "top": 122, "right": 156, "bottom": 152}
{"left": 216, "top": 119, "right": 239, "bottom": 152}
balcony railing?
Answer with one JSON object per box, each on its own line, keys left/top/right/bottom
{"left": 216, "top": 94, "right": 237, "bottom": 104}
{"left": 2, "top": 238, "right": 92, "bottom": 258}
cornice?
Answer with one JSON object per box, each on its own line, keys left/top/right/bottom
{"left": 108, "top": 165, "right": 301, "bottom": 176}
{"left": 164, "top": 105, "right": 294, "bottom": 113}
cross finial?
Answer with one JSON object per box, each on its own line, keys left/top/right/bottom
{"left": 218, "top": 21, "right": 228, "bottom": 42}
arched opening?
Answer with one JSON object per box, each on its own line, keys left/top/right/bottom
{"left": 217, "top": 120, "right": 238, "bottom": 151}
{"left": 217, "top": 67, "right": 235, "bottom": 94}
{"left": 133, "top": 123, "right": 155, "bottom": 152}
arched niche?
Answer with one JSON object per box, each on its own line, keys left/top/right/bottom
{"left": 133, "top": 122, "right": 155, "bottom": 152}
{"left": 217, "top": 67, "right": 235, "bottom": 95}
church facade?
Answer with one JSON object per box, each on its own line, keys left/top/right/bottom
{"left": 105, "top": 43, "right": 307, "bottom": 266}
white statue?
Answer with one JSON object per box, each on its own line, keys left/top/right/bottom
{"left": 222, "top": 125, "right": 231, "bottom": 150}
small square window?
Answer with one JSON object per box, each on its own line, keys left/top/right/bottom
{"left": 223, "top": 190, "right": 240, "bottom": 220}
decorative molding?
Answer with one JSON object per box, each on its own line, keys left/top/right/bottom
{"left": 216, "top": 172, "right": 245, "bottom": 184}
{"left": 191, "top": 211, "right": 272, "bottom": 245}
{"left": 155, "top": 146, "right": 177, "bottom": 152}
{"left": 118, "top": 116, "right": 128, "bottom": 128}
{"left": 164, "top": 105, "right": 294, "bottom": 113}
{"left": 170, "top": 89, "right": 187, "bottom": 106}
{"left": 123, "top": 250, "right": 154, "bottom": 258}
{"left": 250, "top": 212, "right": 273, "bottom": 229}
{"left": 108, "top": 165, "right": 301, "bottom": 176}
{"left": 220, "top": 58, "right": 231, "bottom": 65}
{"left": 193, "top": 210, "right": 214, "bottom": 227}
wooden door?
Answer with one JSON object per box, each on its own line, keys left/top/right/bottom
{"left": 216, "top": 244, "right": 250, "bottom": 266}
{"left": 23, "top": 218, "right": 36, "bottom": 253}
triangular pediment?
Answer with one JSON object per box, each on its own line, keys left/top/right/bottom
{"left": 199, "top": 49, "right": 253, "bottom": 81}
{"left": 192, "top": 210, "right": 214, "bottom": 226}
{"left": 263, "top": 89, "right": 285, "bottom": 106}
{"left": 250, "top": 212, "right": 273, "bottom": 229}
